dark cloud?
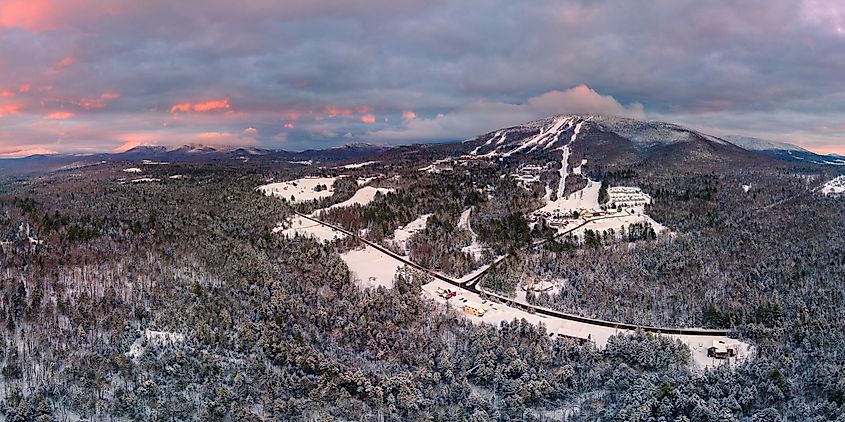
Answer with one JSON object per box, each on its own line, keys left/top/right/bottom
{"left": 0, "top": 0, "right": 843, "bottom": 155}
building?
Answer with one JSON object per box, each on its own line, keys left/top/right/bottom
{"left": 707, "top": 340, "right": 736, "bottom": 359}
{"left": 463, "top": 302, "right": 487, "bottom": 317}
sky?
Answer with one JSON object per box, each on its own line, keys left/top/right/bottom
{"left": 0, "top": 0, "right": 844, "bottom": 157}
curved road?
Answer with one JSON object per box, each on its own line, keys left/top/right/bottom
{"left": 294, "top": 211, "right": 732, "bottom": 337}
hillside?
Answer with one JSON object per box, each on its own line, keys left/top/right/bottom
{"left": 0, "top": 115, "right": 843, "bottom": 420}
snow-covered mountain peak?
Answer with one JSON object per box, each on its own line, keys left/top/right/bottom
{"left": 466, "top": 114, "right": 729, "bottom": 157}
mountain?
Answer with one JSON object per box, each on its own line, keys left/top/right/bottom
{"left": 463, "top": 114, "right": 759, "bottom": 173}
{"left": 462, "top": 114, "right": 845, "bottom": 172}
{"left": 0, "top": 143, "right": 395, "bottom": 176}
{"left": 721, "top": 136, "right": 845, "bottom": 166}
{"left": 722, "top": 135, "right": 807, "bottom": 152}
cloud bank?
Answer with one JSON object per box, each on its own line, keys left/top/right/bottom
{"left": 0, "top": 0, "right": 843, "bottom": 155}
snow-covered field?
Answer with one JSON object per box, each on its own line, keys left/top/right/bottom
{"left": 341, "top": 245, "right": 411, "bottom": 289}
{"left": 340, "top": 161, "right": 379, "bottom": 169}
{"left": 419, "top": 158, "right": 453, "bottom": 173}
{"left": 388, "top": 213, "right": 431, "bottom": 254}
{"left": 258, "top": 177, "right": 337, "bottom": 203}
{"left": 318, "top": 186, "right": 393, "bottom": 212}
{"left": 575, "top": 212, "right": 668, "bottom": 236}
{"left": 123, "top": 167, "right": 142, "bottom": 173}
{"left": 821, "top": 175, "right": 845, "bottom": 195}
{"left": 539, "top": 179, "right": 601, "bottom": 215}
{"left": 421, "top": 279, "right": 751, "bottom": 370}
{"left": 275, "top": 215, "right": 348, "bottom": 242}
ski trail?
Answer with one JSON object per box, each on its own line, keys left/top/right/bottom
{"left": 557, "top": 121, "right": 583, "bottom": 199}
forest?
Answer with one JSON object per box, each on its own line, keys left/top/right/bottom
{"left": 0, "top": 158, "right": 842, "bottom": 421}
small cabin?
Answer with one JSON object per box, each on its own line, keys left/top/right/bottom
{"left": 707, "top": 340, "right": 736, "bottom": 359}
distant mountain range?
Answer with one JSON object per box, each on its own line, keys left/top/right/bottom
{"left": 1, "top": 115, "right": 842, "bottom": 175}
{"left": 0, "top": 143, "right": 393, "bottom": 175}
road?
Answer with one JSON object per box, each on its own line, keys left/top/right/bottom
{"left": 293, "top": 211, "right": 732, "bottom": 337}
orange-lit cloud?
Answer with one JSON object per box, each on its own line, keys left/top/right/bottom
{"left": 18, "top": 84, "right": 30, "bottom": 93}
{"left": 402, "top": 110, "right": 417, "bottom": 120}
{"left": 171, "top": 98, "right": 231, "bottom": 113}
{"left": 360, "top": 114, "right": 376, "bottom": 124}
{"left": 0, "top": 104, "right": 22, "bottom": 116}
{"left": 0, "top": 0, "right": 57, "bottom": 31}
{"left": 0, "top": 91, "right": 14, "bottom": 98}
{"left": 54, "top": 56, "right": 75, "bottom": 70}
{"left": 47, "top": 111, "right": 74, "bottom": 119}
{"left": 325, "top": 105, "right": 354, "bottom": 118}
{"left": 100, "top": 91, "right": 121, "bottom": 101}
{"left": 0, "top": 146, "right": 58, "bottom": 158}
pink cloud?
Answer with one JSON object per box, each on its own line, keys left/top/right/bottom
{"left": 100, "top": 91, "right": 121, "bottom": 101}
{"left": 360, "top": 114, "right": 376, "bottom": 124}
{"left": 0, "top": 146, "right": 58, "bottom": 158}
{"left": 47, "top": 111, "right": 74, "bottom": 119}
{"left": 171, "top": 98, "right": 231, "bottom": 113}
{"left": 402, "top": 110, "right": 417, "bottom": 120}
{"left": 53, "top": 56, "right": 75, "bottom": 71}
{"left": 0, "top": 103, "right": 22, "bottom": 116}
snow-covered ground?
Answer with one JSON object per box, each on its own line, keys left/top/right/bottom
{"left": 539, "top": 179, "right": 601, "bottom": 216}
{"left": 340, "top": 245, "right": 411, "bottom": 289}
{"left": 357, "top": 176, "right": 377, "bottom": 186}
{"left": 820, "top": 175, "right": 845, "bottom": 195}
{"left": 340, "top": 161, "right": 379, "bottom": 169}
{"left": 318, "top": 186, "right": 393, "bottom": 213}
{"left": 419, "top": 158, "right": 453, "bottom": 173}
{"left": 289, "top": 160, "right": 313, "bottom": 166}
{"left": 127, "top": 329, "right": 185, "bottom": 361}
{"left": 742, "top": 184, "right": 752, "bottom": 193}
{"left": 275, "top": 215, "right": 348, "bottom": 242}
{"left": 574, "top": 212, "right": 668, "bottom": 236}
{"left": 123, "top": 167, "right": 142, "bottom": 173}
{"left": 458, "top": 207, "right": 484, "bottom": 260}
{"left": 129, "top": 177, "right": 161, "bottom": 183}
{"left": 421, "top": 279, "right": 751, "bottom": 370}
{"left": 258, "top": 177, "right": 337, "bottom": 203}
{"left": 388, "top": 213, "right": 431, "bottom": 254}
{"left": 607, "top": 186, "right": 651, "bottom": 210}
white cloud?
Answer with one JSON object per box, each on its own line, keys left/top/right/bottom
{"left": 365, "top": 85, "right": 643, "bottom": 142}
